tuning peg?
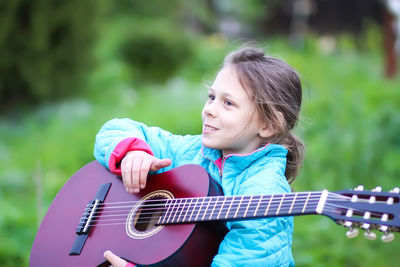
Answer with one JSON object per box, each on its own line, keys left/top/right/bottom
{"left": 372, "top": 186, "right": 382, "bottom": 192}
{"left": 364, "top": 229, "right": 377, "bottom": 240}
{"left": 355, "top": 185, "right": 364, "bottom": 191}
{"left": 391, "top": 187, "right": 400, "bottom": 193}
{"left": 381, "top": 232, "right": 395, "bottom": 243}
{"left": 346, "top": 227, "right": 359, "bottom": 238}
{"left": 380, "top": 225, "right": 388, "bottom": 232}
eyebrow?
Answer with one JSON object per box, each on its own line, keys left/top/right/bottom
{"left": 208, "top": 87, "right": 240, "bottom": 103}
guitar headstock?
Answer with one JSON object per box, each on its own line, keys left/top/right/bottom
{"left": 324, "top": 186, "right": 400, "bottom": 242}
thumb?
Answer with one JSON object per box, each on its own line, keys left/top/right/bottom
{"left": 104, "top": 250, "right": 127, "bottom": 267}
{"left": 150, "top": 158, "right": 172, "bottom": 171}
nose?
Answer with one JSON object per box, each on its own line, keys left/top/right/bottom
{"left": 203, "top": 101, "right": 217, "bottom": 118}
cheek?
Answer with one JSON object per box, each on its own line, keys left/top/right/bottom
{"left": 201, "top": 108, "right": 206, "bottom": 122}
{"left": 226, "top": 114, "right": 252, "bottom": 135}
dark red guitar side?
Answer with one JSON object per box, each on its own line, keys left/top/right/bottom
{"left": 30, "top": 161, "right": 227, "bottom": 266}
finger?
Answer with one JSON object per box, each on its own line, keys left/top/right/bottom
{"left": 131, "top": 157, "right": 143, "bottom": 193}
{"left": 150, "top": 158, "right": 172, "bottom": 171}
{"left": 104, "top": 250, "right": 127, "bottom": 267}
{"left": 121, "top": 156, "right": 133, "bottom": 193}
{"left": 139, "top": 159, "right": 151, "bottom": 189}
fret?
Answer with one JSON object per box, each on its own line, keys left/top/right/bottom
{"left": 209, "top": 197, "right": 219, "bottom": 220}
{"left": 195, "top": 198, "right": 206, "bottom": 221}
{"left": 181, "top": 198, "right": 193, "bottom": 223}
{"left": 253, "top": 195, "right": 263, "bottom": 217}
{"left": 216, "top": 197, "right": 227, "bottom": 220}
{"left": 243, "top": 195, "right": 253, "bottom": 218}
{"left": 159, "top": 199, "right": 172, "bottom": 224}
{"left": 225, "top": 196, "right": 235, "bottom": 219}
{"left": 188, "top": 198, "right": 199, "bottom": 222}
{"left": 176, "top": 199, "right": 186, "bottom": 223}
{"left": 276, "top": 194, "right": 285, "bottom": 215}
{"left": 302, "top": 192, "right": 311, "bottom": 213}
{"left": 289, "top": 192, "right": 315, "bottom": 214}
{"left": 201, "top": 197, "right": 212, "bottom": 221}
{"left": 234, "top": 196, "right": 244, "bottom": 218}
{"left": 239, "top": 196, "right": 253, "bottom": 218}
{"left": 165, "top": 199, "right": 175, "bottom": 224}
{"left": 288, "top": 193, "right": 297, "bottom": 214}
{"left": 269, "top": 195, "right": 281, "bottom": 215}
{"left": 170, "top": 199, "right": 182, "bottom": 223}
{"left": 264, "top": 195, "right": 274, "bottom": 216}
{"left": 176, "top": 199, "right": 188, "bottom": 223}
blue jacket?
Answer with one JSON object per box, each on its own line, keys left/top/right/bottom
{"left": 94, "top": 118, "right": 295, "bottom": 266}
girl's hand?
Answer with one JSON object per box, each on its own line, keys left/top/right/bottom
{"left": 121, "top": 150, "right": 171, "bottom": 193}
{"left": 104, "top": 250, "right": 134, "bottom": 267}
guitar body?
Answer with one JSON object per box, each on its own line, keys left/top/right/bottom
{"left": 30, "top": 161, "right": 227, "bottom": 266}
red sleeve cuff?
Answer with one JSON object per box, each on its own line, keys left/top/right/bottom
{"left": 108, "top": 137, "right": 154, "bottom": 175}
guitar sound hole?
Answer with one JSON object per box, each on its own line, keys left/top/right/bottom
{"left": 134, "top": 198, "right": 165, "bottom": 232}
{"left": 126, "top": 190, "right": 173, "bottom": 239}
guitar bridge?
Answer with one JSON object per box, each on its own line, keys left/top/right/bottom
{"left": 76, "top": 199, "right": 100, "bottom": 234}
{"left": 69, "top": 182, "right": 111, "bottom": 255}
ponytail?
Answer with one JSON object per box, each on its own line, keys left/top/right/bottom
{"left": 283, "top": 132, "right": 305, "bottom": 184}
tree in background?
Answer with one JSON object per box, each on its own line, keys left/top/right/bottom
{"left": 0, "top": 0, "right": 105, "bottom": 112}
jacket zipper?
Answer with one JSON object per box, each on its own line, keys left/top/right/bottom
{"left": 219, "top": 156, "right": 230, "bottom": 178}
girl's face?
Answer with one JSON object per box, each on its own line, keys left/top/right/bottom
{"left": 201, "top": 66, "right": 269, "bottom": 156}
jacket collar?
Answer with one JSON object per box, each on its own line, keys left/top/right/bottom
{"left": 201, "top": 143, "right": 288, "bottom": 174}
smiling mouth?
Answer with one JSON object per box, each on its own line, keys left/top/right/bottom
{"left": 203, "top": 124, "right": 218, "bottom": 132}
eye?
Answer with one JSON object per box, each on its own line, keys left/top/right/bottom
{"left": 208, "top": 94, "right": 215, "bottom": 102}
{"left": 224, "top": 99, "right": 233, "bottom": 106}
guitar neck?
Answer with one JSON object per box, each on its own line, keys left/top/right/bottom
{"left": 158, "top": 191, "right": 326, "bottom": 225}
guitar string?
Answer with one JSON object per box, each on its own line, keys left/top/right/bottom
{"left": 82, "top": 195, "right": 325, "bottom": 215}
{"left": 88, "top": 196, "right": 333, "bottom": 215}
{"left": 80, "top": 203, "right": 388, "bottom": 228}
{"left": 98, "top": 205, "right": 388, "bottom": 228}
{"left": 81, "top": 193, "right": 381, "bottom": 223}
{"left": 79, "top": 203, "right": 385, "bottom": 228}
{"left": 81, "top": 196, "right": 354, "bottom": 224}
{"left": 77, "top": 193, "right": 357, "bottom": 224}
{"left": 91, "top": 192, "right": 350, "bottom": 208}
{"left": 85, "top": 205, "right": 385, "bottom": 226}
{"left": 79, "top": 198, "right": 324, "bottom": 225}
{"left": 83, "top": 201, "right": 316, "bottom": 221}
{"left": 79, "top": 195, "right": 329, "bottom": 222}
{"left": 85, "top": 193, "right": 350, "bottom": 216}
{"left": 79, "top": 195, "right": 384, "bottom": 227}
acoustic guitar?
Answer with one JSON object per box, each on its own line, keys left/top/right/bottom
{"left": 30, "top": 161, "right": 400, "bottom": 266}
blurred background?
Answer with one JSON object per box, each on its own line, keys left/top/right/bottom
{"left": 1, "top": 0, "right": 400, "bottom": 266}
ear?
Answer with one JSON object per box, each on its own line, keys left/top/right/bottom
{"left": 258, "top": 111, "right": 284, "bottom": 138}
{"left": 258, "top": 124, "right": 274, "bottom": 138}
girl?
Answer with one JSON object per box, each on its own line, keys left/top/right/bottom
{"left": 94, "top": 46, "right": 304, "bottom": 267}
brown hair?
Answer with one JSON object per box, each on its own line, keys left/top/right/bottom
{"left": 223, "top": 46, "right": 305, "bottom": 183}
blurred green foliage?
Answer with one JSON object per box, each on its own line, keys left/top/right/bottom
{"left": 1, "top": 1, "right": 400, "bottom": 266}
{"left": 0, "top": 0, "right": 201, "bottom": 110}
{"left": 120, "top": 20, "right": 194, "bottom": 83}
{"left": 0, "top": 0, "right": 106, "bottom": 110}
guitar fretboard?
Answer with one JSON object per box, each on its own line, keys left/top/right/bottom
{"left": 157, "top": 192, "right": 324, "bottom": 225}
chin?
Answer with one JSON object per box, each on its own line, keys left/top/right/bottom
{"left": 201, "top": 138, "right": 217, "bottom": 150}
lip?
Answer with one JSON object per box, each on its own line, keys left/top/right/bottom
{"left": 203, "top": 124, "right": 219, "bottom": 133}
